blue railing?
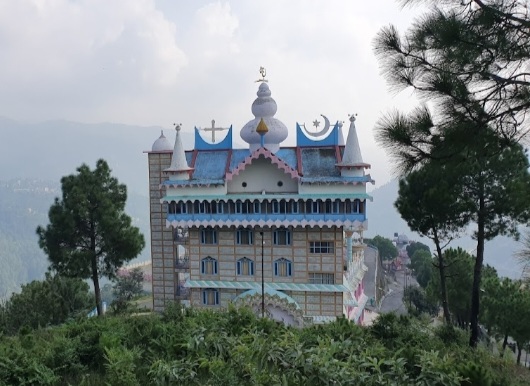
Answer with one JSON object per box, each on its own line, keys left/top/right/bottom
{"left": 167, "top": 212, "right": 366, "bottom": 223}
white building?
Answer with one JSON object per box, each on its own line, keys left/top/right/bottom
{"left": 146, "top": 72, "right": 373, "bottom": 325}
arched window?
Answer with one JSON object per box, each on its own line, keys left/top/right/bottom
{"left": 274, "top": 258, "right": 292, "bottom": 277}
{"left": 202, "top": 288, "right": 219, "bottom": 305}
{"left": 236, "top": 228, "right": 253, "bottom": 245}
{"left": 236, "top": 257, "right": 254, "bottom": 276}
{"left": 273, "top": 227, "right": 291, "bottom": 245}
{"left": 200, "top": 227, "right": 217, "bottom": 244}
{"left": 169, "top": 201, "right": 177, "bottom": 214}
{"left": 201, "top": 256, "right": 218, "bottom": 275}
{"left": 352, "top": 199, "right": 361, "bottom": 214}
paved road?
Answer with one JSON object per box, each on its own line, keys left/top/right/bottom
{"left": 363, "top": 246, "right": 377, "bottom": 308}
{"left": 382, "top": 264, "right": 421, "bottom": 315}
{"left": 380, "top": 268, "right": 408, "bottom": 315}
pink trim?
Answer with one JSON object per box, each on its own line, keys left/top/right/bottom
{"left": 226, "top": 147, "right": 300, "bottom": 181}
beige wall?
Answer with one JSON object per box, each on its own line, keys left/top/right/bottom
{"left": 148, "top": 152, "right": 176, "bottom": 312}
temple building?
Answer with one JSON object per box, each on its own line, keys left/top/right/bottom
{"left": 146, "top": 71, "right": 373, "bottom": 326}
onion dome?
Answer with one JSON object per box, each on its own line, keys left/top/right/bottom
{"left": 240, "top": 82, "right": 288, "bottom": 153}
{"left": 151, "top": 130, "right": 173, "bottom": 152}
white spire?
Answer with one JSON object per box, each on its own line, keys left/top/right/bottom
{"left": 337, "top": 115, "right": 366, "bottom": 177}
{"left": 165, "top": 124, "right": 193, "bottom": 180}
{"left": 338, "top": 121, "right": 345, "bottom": 146}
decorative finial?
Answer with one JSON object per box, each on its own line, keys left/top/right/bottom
{"left": 256, "top": 66, "right": 268, "bottom": 83}
{"left": 348, "top": 114, "right": 357, "bottom": 123}
{"left": 173, "top": 123, "right": 182, "bottom": 131}
{"left": 202, "top": 119, "right": 229, "bottom": 143}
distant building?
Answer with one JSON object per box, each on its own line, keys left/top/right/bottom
{"left": 145, "top": 71, "right": 374, "bottom": 326}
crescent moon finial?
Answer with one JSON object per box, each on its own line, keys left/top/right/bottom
{"left": 304, "top": 114, "right": 331, "bottom": 137}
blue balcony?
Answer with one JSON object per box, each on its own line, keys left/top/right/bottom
{"left": 167, "top": 212, "right": 366, "bottom": 227}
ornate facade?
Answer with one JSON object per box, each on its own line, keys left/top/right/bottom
{"left": 146, "top": 73, "right": 373, "bottom": 325}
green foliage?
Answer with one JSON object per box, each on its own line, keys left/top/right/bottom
{"left": 369, "top": 235, "right": 398, "bottom": 260}
{"left": 409, "top": 250, "right": 433, "bottom": 289}
{"left": 0, "top": 273, "right": 91, "bottom": 334}
{"left": 37, "top": 159, "right": 145, "bottom": 316}
{"left": 0, "top": 308, "right": 528, "bottom": 385}
{"left": 375, "top": 0, "right": 530, "bottom": 347}
{"left": 406, "top": 241, "right": 431, "bottom": 258}
{"left": 111, "top": 268, "right": 144, "bottom": 314}
{"left": 403, "top": 286, "right": 438, "bottom": 316}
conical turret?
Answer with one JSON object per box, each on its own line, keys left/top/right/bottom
{"left": 337, "top": 115, "right": 369, "bottom": 177}
{"left": 165, "top": 124, "right": 193, "bottom": 180}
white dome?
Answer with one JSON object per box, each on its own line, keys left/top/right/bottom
{"left": 240, "top": 82, "right": 288, "bottom": 153}
{"left": 151, "top": 130, "right": 172, "bottom": 151}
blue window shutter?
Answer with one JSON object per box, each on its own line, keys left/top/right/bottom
{"left": 237, "top": 260, "right": 241, "bottom": 275}
{"left": 215, "top": 290, "right": 219, "bottom": 305}
{"left": 288, "top": 261, "right": 292, "bottom": 276}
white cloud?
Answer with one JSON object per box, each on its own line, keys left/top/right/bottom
{"left": 0, "top": 0, "right": 424, "bottom": 187}
{"left": 0, "top": 0, "right": 186, "bottom": 118}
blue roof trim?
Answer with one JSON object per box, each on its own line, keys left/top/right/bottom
{"left": 162, "top": 179, "right": 225, "bottom": 187}
{"left": 296, "top": 122, "right": 340, "bottom": 147}
{"left": 300, "top": 175, "right": 374, "bottom": 184}
{"left": 163, "top": 193, "right": 373, "bottom": 202}
{"left": 194, "top": 126, "right": 233, "bottom": 150}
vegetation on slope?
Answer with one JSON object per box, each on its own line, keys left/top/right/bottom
{"left": 0, "top": 306, "right": 529, "bottom": 385}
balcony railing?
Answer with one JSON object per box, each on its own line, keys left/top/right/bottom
{"left": 175, "top": 258, "right": 189, "bottom": 269}
{"left": 167, "top": 212, "right": 366, "bottom": 224}
{"left": 175, "top": 287, "right": 190, "bottom": 299}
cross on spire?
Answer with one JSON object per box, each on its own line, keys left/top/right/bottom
{"left": 203, "top": 119, "right": 228, "bottom": 143}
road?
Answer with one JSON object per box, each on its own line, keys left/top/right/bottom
{"left": 379, "top": 267, "right": 409, "bottom": 315}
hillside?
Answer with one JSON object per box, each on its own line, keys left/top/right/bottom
{"left": 0, "top": 116, "right": 524, "bottom": 296}
{"left": 0, "top": 179, "right": 150, "bottom": 297}
{"left": 367, "top": 179, "right": 525, "bottom": 279}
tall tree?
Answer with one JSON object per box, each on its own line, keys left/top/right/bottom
{"left": 396, "top": 161, "right": 472, "bottom": 323}
{"left": 409, "top": 249, "right": 434, "bottom": 289}
{"left": 374, "top": 0, "right": 530, "bottom": 347}
{"left": 369, "top": 235, "right": 399, "bottom": 261}
{"left": 37, "top": 160, "right": 145, "bottom": 316}
{"left": 406, "top": 241, "right": 431, "bottom": 258}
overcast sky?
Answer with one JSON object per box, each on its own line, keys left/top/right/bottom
{"left": 0, "top": 0, "right": 425, "bottom": 187}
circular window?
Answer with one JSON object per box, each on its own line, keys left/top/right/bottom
{"left": 277, "top": 181, "right": 283, "bottom": 187}
{"left": 242, "top": 182, "right": 247, "bottom": 187}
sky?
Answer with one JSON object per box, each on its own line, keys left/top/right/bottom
{"left": 0, "top": 0, "right": 425, "bottom": 188}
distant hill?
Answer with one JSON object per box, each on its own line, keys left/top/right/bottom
{"left": 367, "top": 179, "right": 525, "bottom": 279}
{"left": 0, "top": 116, "right": 195, "bottom": 195}
{"left": 0, "top": 179, "right": 151, "bottom": 297}
{"left": 0, "top": 117, "right": 524, "bottom": 296}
